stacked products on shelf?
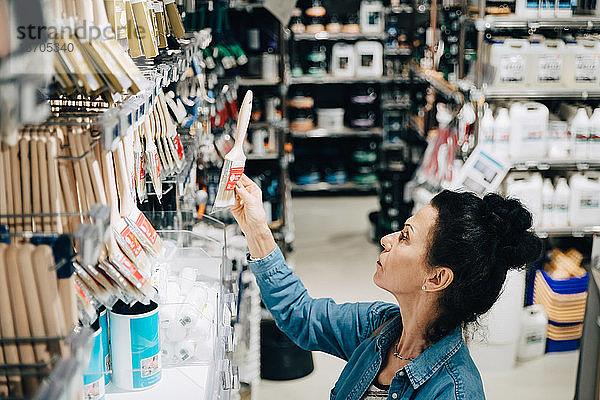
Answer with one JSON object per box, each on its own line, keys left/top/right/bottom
{"left": 533, "top": 249, "right": 589, "bottom": 352}
{"left": 480, "top": 102, "right": 600, "bottom": 160}
{"left": 486, "top": 36, "right": 600, "bottom": 89}
{"left": 506, "top": 172, "right": 600, "bottom": 228}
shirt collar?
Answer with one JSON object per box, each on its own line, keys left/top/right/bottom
{"left": 403, "top": 327, "right": 464, "bottom": 389}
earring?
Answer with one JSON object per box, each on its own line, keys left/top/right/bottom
{"left": 421, "top": 285, "right": 426, "bottom": 291}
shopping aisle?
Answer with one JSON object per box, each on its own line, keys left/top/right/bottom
{"left": 257, "top": 196, "right": 579, "bottom": 400}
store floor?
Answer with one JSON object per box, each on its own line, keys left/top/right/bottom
{"left": 257, "top": 196, "right": 579, "bottom": 400}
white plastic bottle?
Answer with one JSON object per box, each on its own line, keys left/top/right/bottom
{"left": 552, "top": 177, "right": 570, "bottom": 227}
{"left": 570, "top": 108, "right": 590, "bottom": 159}
{"left": 542, "top": 178, "right": 554, "bottom": 228}
{"left": 509, "top": 102, "right": 548, "bottom": 159}
{"left": 480, "top": 105, "right": 495, "bottom": 153}
{"left": 589, "top": 108, "right": 600, "bottom": 159}
{"left": 517, "top": 305, "right": 547, "bottom": 362}
{"left": 493, "top": 107, "right": 511, "bottom": 159}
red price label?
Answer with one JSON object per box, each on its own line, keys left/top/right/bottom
{"left": 139, "top": 156, "right": 145, "bottom": 180}
{"left": 225, "top": 167, "right": 244, "bottom": 191}
{"left": 74, "top": 281, "right": 88, "bottom": 301}
{"left": 119, "top": 254, "right": 147, "bottom": 285}
{"left": 135, "top": 212, "right": 158, "bottom": 244}
{"left": 154, "top": 152, "right": 161, "bottom": 178}
{"left": 173, "top": 135, "right": 185, "bottom": 160}
{"left": 120, "top": 225, "right": 143, "bottom": 256}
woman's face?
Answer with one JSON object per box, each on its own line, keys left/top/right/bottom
{"left": 374, "top": 205, "right": 438, "bottom": 296}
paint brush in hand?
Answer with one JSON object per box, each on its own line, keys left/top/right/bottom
{"left": 212, "top": 90, "right": 252, "bottom": 211}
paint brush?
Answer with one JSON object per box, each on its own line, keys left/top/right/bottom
{"left": 32, "top": 245, "right": 68, "bottom": 357}
{"left": 124, "top": 0, "right": 143, "bottom": 58}
{"left": 19, "top": 129, "right": 32, "bottom": 231}
{"left": 213, "top": 90, "right": 252, "bottom": 211}
{"left": 0, "top": 244, "right": 23, "bottom": 397}
{"left": 130, "top": 0, "right": 159, "bottom": 58}
{"left": 5, "top": 245, "right": 39, "bottom": 396}
{"left": 113, "top": 140, "right": 163, "bottom": 255}
{"left": 163, "top": 0, "right": 185, "bottom": 38}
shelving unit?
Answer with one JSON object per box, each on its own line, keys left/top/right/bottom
{"left": 293, "top": 32, "right": 387, "bottom": 41}
{"left": 292, "top": 181, "right": 378, "bottom": 193}
{"left": 483, "top": 87, "right": 600, "bottom": 100}
{"left": 534, "top": 226, "right": 600, "bottom": 238}
{"left": 289, "top": 75, "right": 409, "bottom": 85}
{"left": 472, "top": 15, "right": 600, "bottom": 30}
{"left": 291, "top": 127, "right": 384, "bottom": 138}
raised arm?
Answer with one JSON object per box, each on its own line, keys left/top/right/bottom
{"left": 231, "top": 175, "right": 398, "bottom": 360}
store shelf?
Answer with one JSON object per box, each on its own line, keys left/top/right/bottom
{"left": 293, "top": 32, "right": 387, "bottom": 41}
{"left": 410, "top": 64, "right": 463, "bottom": 103}
{"left": 292, "top": 181, "right": 378, "bottom": 193}
{"left": 384, "top": 47, "right": 413, "bottom": 56}
{"left": 510, "top": 159, "right": 600, "bottom": 171}
{"left": 474, "top": 15, "right": 600, "bottom": 30}
{"left": 382, "top": 101, "right": 411, "bottom": 110}
{"left": 289, "top": 75, "right": 409, "bottom": 85}
{"left": 238, "top": 77, "right": 281, "bottom": 86}
{"left": 291, "top": 127, "right": 384, "bottom": 138}
{"left": 106, "top": 365, "right": 212, "bottom": 400}
{"left": 535, "top": 226, "right": 600, "bottom": 238}
{"left": 483, "top": 87, "right": 600, "bottom": 100}
{"left": 247, "top": 152, "right": 280, "bottom": 160}
{"left": 249, "top": 120, "right": 287, "bottom": 130}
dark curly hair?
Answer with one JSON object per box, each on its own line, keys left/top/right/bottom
{"left": 425, "top": 190, "right": 542, "bottom": 345}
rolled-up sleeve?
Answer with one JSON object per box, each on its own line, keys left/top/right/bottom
{"left": 248, "top": 245, "right": 398, "bottom": 360}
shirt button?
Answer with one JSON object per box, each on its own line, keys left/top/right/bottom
{"left": 391, "top": 393, "right": 398, "bottom": 399}
{"left": 398, "top": 371, "right": 405, "bottom": 376}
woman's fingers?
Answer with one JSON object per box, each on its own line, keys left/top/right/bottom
{"left": 234, "top": 181, "right": 253, "bottom": 203}
{"left": 239, "top": 174, "right": 254, "bottom": 186}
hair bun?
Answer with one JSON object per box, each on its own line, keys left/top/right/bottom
{"left": 482, "top": 193, "right": 540, "bottom": 269}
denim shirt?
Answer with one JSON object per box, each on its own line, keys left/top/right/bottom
{"left": 248, "top": 246, "right": 486, "bottom": 400}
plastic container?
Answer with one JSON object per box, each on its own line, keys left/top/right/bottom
{"left": 589, "top": 108, "right": 600, "bottom": 159}
{"left": 506, "top": 172, "right": 543, "bottom": 226}
{"left": 331, "top": 43, "right": 355, "bottom": 77}
{"left": 556, "top": 0, "right": 572, "bottom": 17}
{"left": 509, "top": 102, "right": 548, "bottom": 159}
{"left": 490, "top": 39, "right": 529, "bottom": 86}
{"left": 515, "top": 0, "right": 539, "bottom": 17}
{"left": 355, "top": 41, "right": 383, "bottom": 77}
{"left": 528, "top": 40, "right": 565, "bottom": 87}
{"left": 468, "top": 270, "right": 526, "bottom": 371}
{"left": 542, "top": 178, "right": 554, "bottom": 228}
{"left": 493, "top": 107, "right": 511, "bottom": 159}
{"left": 359, "top": 1, "right": 385, "bottom": 34}
{"left": 547, "top": 117, "right": 570, "bottom": 159}
{"left": 566, "top": 40, "right": 600, "bottom": 88}
{"left": 552, "top": 177, "right": 570, "bottom": 227}
{"left": 480, "top": 105, "right": 495, "bottom": 152}
{"left": 517, "top": 305, "right": 548, "bottom": 361}
{"left": 568, "top": 173, "right": 600, "bottom": 227}
{"left": 570, "top": 108, "right": 589, "bottom": 159}
{"left": 317, "top": 108, "right": 345, "bottom": 130}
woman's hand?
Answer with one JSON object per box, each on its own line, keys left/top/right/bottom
{"left": 231, "top": 174, "right": 276, "bottom": 258}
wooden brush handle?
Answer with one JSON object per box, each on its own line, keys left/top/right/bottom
{"left": 19, "top": 130, "right": 32, "bottom": 231}
{"left": 46, "top": 134, "right": 64, "bottom": 233}
{"left": 0, "top": 145, "right": 7, "bottom": 226}
{"left": 0, "top": 339, "right": 8, "bottom": 397}
{"left": 17, "top": 244, "right": 51, "bottom": 365}
{"left": 91, "top": 0, "right": 111, "bottom": 29}
{"left": 82, "top": 132, "right": 107, "bottom": 205}
{"left": 0, "top": 244, "right": 24, "bottom": 397}
{"left": 113, "top": 140, "right": 135, "bottom": 216}
{"left": 5, "top": 245, "right": 39, "bottom": 396}
{"left": 9, "top": 144, "right": 22, "bottom": 233}
{"left": 28, "top": 134, "right": 42, "bottom": 231}
{"left": 74, "top": 0, "right": 94, "bottom": 26}
{"left": 74, "top": 128, "right": 98, "bottom": 206}
{"left": 68, "top": 128, "right": 92, "bottom": 211}
{"left": 37, "top": 133, "right": 52, "bottom": 232}
{"left": 55, "top": 127, "right": 79, "bottom": 231}
{"left": 57, "top": 276, "right": 77, "bottom": 332}
{"left": 233, "top": 91, "right": 253, "bottom": 152}
{"left": 32, "top": 245, "right": 68, "bottom": 356}
{"left": 2, "top": 144, "right": 14, "bottom": 231}
{"left": 124, "top": 0, "right": 143, "bottom": 58}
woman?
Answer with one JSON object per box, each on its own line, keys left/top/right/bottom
{"left": 232, "top": 175, "right": 542, "bottom": 400}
